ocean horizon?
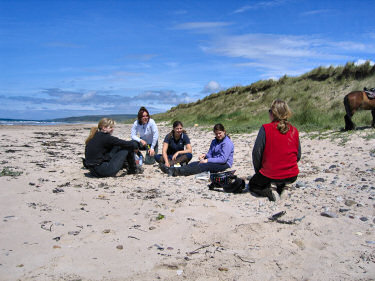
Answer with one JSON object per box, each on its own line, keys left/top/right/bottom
{"left": 0, "top": 118, "right": 88, "bottom": 126}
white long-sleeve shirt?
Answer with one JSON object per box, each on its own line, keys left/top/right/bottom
{"left": 131, "top": 118, "right": 159, "bottom": 149}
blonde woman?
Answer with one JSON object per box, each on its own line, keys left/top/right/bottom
{"left": 249, "top": 100, "right": 301, "bottom": 201}
{"left": 84, "top": 118, "right": 139, "bottom": 177}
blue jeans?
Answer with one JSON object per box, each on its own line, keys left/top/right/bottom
{"left": 196, "top": 161, "right": 230, "bottom": 173}
{"left": 90, "top": 146, "right": 135, "bottom": 177}
{"left": 175, "top": 161, "right": 230, "bottom": 176}
{"left": 154, "top": 153, "right": 192, "bottom": 165}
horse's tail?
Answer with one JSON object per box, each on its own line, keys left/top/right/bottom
{"left": 343, "top": 94, "right": 352, "bottom": 117}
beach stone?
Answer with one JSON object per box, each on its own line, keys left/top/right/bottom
{"left": 295, "top": 181, "right": 306, "bottom": 188}
{"left": 360, "top": 217, "right": 368, "bottom": 222}
{"left": 292, "top": 239, "right": 305, "bottom": 250}
{"left": 103, "top": 229, "right": 111, "bottom": 233}
{"left": 321, "top": 211, "right": 338, "bottom": 218}
{"left": 345, "top": 200, "right": 357, "bottom": 207}
{"left": 116, "top": 245, "right": 123, "bottom": 250}
{"left": 314, "top": 178, "right": 325, "bottom": 182}
{"left": 339, "top": 208, "right": 350, "bottom": 213}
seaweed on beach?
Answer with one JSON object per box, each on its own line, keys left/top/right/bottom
{"left": 0, "top": 167, "right": 23, "bottom": 177}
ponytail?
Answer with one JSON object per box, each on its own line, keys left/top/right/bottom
{"left": 277, "top": 119, "right": 291, "bottom": 134}
{"left": 85, "top": 127, "right": 98, "bottom": 145}
{"left": 269, "top": 99, "right": 292, "bottom": 134}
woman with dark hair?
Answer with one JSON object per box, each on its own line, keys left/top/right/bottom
{"left": 249, "top": 99, "right": 301, "bottom": 201}
{"left": 160, "top": 123, "right": 234, "bottom": 176}
{"left": 131, "top": 106, "right": 159, "bottom": 165}
{"left": 84, "top": 118, "right": 139, "bottom": 177}
{"left": 155, "top": 121, "right": 192, "bottom": 167}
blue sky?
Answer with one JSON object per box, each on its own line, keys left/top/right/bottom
{"left": 1, "top": 0, "right": 374, "bottom": 120}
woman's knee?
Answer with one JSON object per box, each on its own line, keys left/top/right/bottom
{"left": 154, "top": 154, "right": 163, "bottom": 163}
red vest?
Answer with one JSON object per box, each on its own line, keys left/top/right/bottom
{"left": 259, "top": 122, "right": 299, "bottom": 179}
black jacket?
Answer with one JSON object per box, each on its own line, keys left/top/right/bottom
{"left": 85, "top": 131, "right": 137, "bottom": 166}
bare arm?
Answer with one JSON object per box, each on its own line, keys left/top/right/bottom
{"left": 162, "top": 142, "right": 170, "bottom": 167}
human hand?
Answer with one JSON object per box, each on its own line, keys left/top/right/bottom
{"left": 165, "top": 161, "right": 170, "bottom": 167}
{"left": 140, "top": 139, "right": 147, "bottom": 147}
{"left": 148, "top": 148, "right": 155, "bottom": 156}
{"left": 198, "top": 154, "right": 206, "bottom": 161}
{"left": 199, "top": 158, "right": 208, "bottom": 164}
{"left": 172, "top": 152, "right": 179, "bottom": 161}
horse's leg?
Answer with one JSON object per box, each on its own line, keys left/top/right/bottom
{"left": 344, "top": 114, "right": 355, "bottom": 130}
{"left": 344, "top": 95, "right": 355, "bottom": 130}
{"left": 371, "top": 109, "right": 375, "bottom": 128}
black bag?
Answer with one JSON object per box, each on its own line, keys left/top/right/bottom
{"left": 223, "top": 177, "right": 245, "bottom": 193}
{"left": 209, "top": 170, "right": 245, "bottom": 193}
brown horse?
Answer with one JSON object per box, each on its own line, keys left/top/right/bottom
{"left": 344, "top": 91, "right": 375, "bottom": 130}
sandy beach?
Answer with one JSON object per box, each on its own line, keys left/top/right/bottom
{"left": 0, "top": 123, "right": 374, "bottom": 281}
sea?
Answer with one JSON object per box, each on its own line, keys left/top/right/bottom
{"left": 0, "top": 118, "right": 85, "bottom": 126}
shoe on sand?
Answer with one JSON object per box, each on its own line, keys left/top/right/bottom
{"left": 251, "top": 188, "right": 276, "bottom": 201}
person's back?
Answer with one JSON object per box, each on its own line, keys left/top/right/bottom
{"left": 260, "top": 122, "right": 299, "bottom": 179}
{"left": 249, "top": 99, "right": 301, "bottom": 201}
{"left": 85, "top": 131, "right": 113, "bottom": 166}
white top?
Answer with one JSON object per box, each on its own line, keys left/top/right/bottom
{"left": 131, "top": 118, "right": 159, "bottom": 149}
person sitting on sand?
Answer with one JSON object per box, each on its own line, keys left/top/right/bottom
{"left": 155, "top": 121, "right": 192, "bottom": 167}
{"left": 84, "top": 118, "right": 140, "bottom": 177}
{"left": 160, "top": 123, "right": 234, "bottom": 176}
{"left": 131, "top": 106, "right": 159, "bottom": 165}
{"left": 249, "top": 99, "right": 301, "bottom": 201}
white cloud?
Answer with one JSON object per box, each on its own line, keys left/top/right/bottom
{"left": 174, "top": 22, "right": 232, "bottom": 30}
{"left": 232, "top": 0, "right": 287, "bottom": 14}
{"left": 202, "top": 81, "right": 222, "bottom": 93}
{"left": 300, "top": 9, "right": 332, "bottom": 16}
{"left": 201, "top": 33, "right": 375, "bottom": 78}
{"left": 355, "top": 59, "right": 375, "bottom": 66}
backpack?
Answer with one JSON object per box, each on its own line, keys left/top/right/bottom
{"left": 209, "top": 170, "right": 245, "bottom": 193}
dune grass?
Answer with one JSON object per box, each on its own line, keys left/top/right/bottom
{"left": 154, "top": 61, "right": 375, "bottom": 133}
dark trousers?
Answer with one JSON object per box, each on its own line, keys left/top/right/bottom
{"left": 249, "top": 172, "right": 297, "bottom": 192}
{"left": 90, "top": 146, "right": 135, "bottom": 177}
{"left": 198, "top": 162, "right": 230, "bottom": 173}
{"left": 154, "top": 153, "right": 192, "bottom": 165}
{"left": 176, "top": 161, "right": 230, "bottom": 176}
{"left": 138, "top": 142, "right": 158, "bottom": 165}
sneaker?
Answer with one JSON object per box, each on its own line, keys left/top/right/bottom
{"left": 128, "top": 166, "right": 144, "bottom": 175}
{"left": 276, "top": 184, "right": 286, "bottom": 195}
{"left": 159, "top": 164, "right": 170, "bottom": 174}
{"left": 252, "top": 188, "right": 276, "bottom": 201}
